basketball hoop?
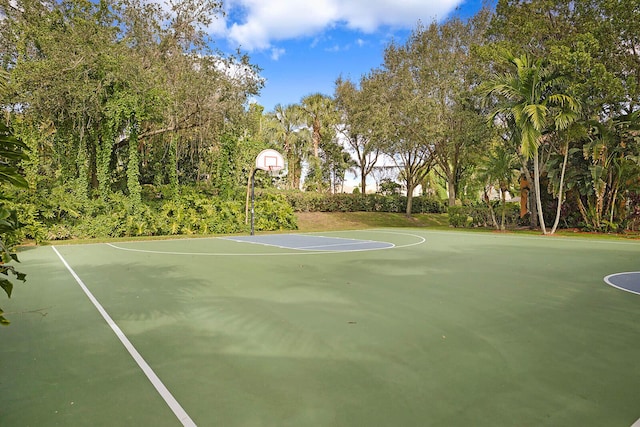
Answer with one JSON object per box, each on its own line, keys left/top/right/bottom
{"left": 255, "top": 149, "right": 285, "bottom": 173}
{"left": 248, "top": 149, "right": 287, "bottom": 235}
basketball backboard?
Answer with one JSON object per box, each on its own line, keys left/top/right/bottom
{"left": 255, "top": 149, "right": 285, "bottom": 172}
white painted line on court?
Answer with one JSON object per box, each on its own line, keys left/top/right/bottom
{"left": 417, "top": 229, "right": 640, "bottom": 246}
{"left": 631, "top": 417, "right": 640, "bottom": 427}
{"left": 52, "top": 246, "right": 197, "bottom": 427}
{"left": 604, "top": 272, "right": 640, "bottom": 296}
{"left": 222, "top": 236, "right": 394, "bottom": 251}
{"left": 106, "top": 242, "right": 339, "bottom": 256}
{"left": 296, "top": 241, "right": 394, "bottom": 250}
{"left": 106, "top": 231, "right": 425, "bottom": 256}
{"left": 359, "top": 230, "right": 426, "bottom": 248}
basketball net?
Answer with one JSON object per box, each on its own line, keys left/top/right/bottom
{"left": 267, "top": 165, "right": 284, "bottom": 178}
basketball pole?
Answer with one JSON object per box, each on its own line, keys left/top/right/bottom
{"left": 250, "top": 167, "right": 257, "bottom": 236}
{"left": 249, "top": 149, "right": 284, "bottom": 236}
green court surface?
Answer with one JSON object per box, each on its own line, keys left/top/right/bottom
{"left": 2, "top": 229, "right": 640, "bottom": 426}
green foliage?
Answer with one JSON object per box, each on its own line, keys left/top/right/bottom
{"left": 2, "top": 0, "right": 640, "bottom": 259}
{"left": 167, "top": 139, "right": 179, "bottom": 196}
{"left": 255, "top": 194, "right": 298, "bottom": 231}
{"left": 8, "top": 183, "right": 298, "bottom": 240}
{"left": 469, "top": 203, "right": 521, "bottom": 228}
{"left": 0, "top": 122, "right": 29, "bottom": 325}
{"left": 448, "top": 203, "right": 521, "bottom": 229}
{"left": 378, "top": 179, "right": 401, "bottom": 196}
{"left": 127, "top": 122, "right": 142, "bottom": 205}
{"left": 276, "top": 191, "right": 445, "bottom": 214}
{"left": 447, "top": 206, "right": 472, "bottom": 228}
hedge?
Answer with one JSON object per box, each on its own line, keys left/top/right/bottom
{"left": 262, "top": 190, "right": 446, "bottom": 214}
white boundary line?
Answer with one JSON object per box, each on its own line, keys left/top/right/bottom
{"left": 221, "top": 235, "right": 394, "bottom": 251}
{"left": 52, "top": 246, "right": 197, "bottom": 427}
{"left": 106, "top": 231, "right": 425, "bottom": 256}
{"left": 604, "top": 272, "right": 640, "bottom": 296}
{"left": 631, "top": 417, "right": 640, "bottom": 427}
{"left": 416, "top": 229, "right": 640, "bottom": 246}
{"left": 297, "top": 241, "right": 394, "bottom": 250}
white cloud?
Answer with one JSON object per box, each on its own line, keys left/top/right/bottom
{"left": 217, "top": 0, "right": 464, "bottom": 51}
{"left": 270, "top": 47, "right": 285, "bottom": 60}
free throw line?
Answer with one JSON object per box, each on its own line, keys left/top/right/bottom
{"left": 52, "top": 246, "right": 197, "bottom": 427}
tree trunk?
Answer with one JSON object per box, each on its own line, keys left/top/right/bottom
{"left": 533, "top": 149, "right": 547, "bottom": 234}
{"left": 520, "top": 161, "right": 537, "bottom": 228}
{"left": 519, "top": 175, "right": 529, "bottom": 218}
{"left": 484, "top": 187, "right": 499, "bottom": 229}
{"left": 405, "top": 182, "right": 414, "bottom": 216}
{"left": 575, "top": 193, "right": 592, "bottom": 228}
{"left": 550, "top": 144, "right": 569, "bottom": 234}
{"left": 447, "top": 174, "right": 456, "bottom": 207}
{"left": 312, "top": 120, "right": 320, "bottom": 158}
{"left": 500, "top": 187, "right": 507, "bottom": 230}
{"left": 529, "top": 182, "right": 538, "bottom": 228}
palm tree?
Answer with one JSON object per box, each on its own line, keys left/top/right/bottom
{"left": 300, "top": 93, "right": 336, "bottom": 158}
{"left": 485, "top": 53, "right": 580, "bottom": 234}
{"left": 265, "top": 104, "right": 310, "bottom": 189}
{"left": 300, "top": 94, "right": 338, "bottom": 191}
{"left": 478, "top": 144, "right": 520, "bottom": 230}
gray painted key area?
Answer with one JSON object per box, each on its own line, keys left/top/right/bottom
{"left": 221, "top": 234, "right": 394, "bottom": 251}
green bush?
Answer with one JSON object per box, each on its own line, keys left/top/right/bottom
{"left": 447, "top": 206, "right": 471, "bottom": 228}
{"left": 9, "top": 183, "right": 298, "bottom": 241}
{"left": 449, "top": 202, "right": 521, "bottom": 229}
{"left": 272, "top": 190, "right": 445, "bottom": 214}
{"left": 255, "top": 194, "right": 298, "bottom": 231}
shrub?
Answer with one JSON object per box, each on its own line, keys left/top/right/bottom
{"left": 9, "top": 183, "right": 297, "bottom": 241}
{"left": 448, "top": 206, "right": 471, "bottom": 228}
{"left": 255, "top": 194, "right": 297, "bottom": 231}
{"left": 272, "top": 190, "right": 445, "bottom": 214}
{"left": 449, "top": 202, "right": 521, "bottom": 229}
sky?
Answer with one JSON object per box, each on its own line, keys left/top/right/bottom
{"left": 209, "top": 0, "right": 489, "bottom": 113}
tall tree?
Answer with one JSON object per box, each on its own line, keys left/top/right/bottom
{"left": 370, "top": 27, "right": 452, "bottom": 214}
{"left": 409, "top": 11, "right": 493, "bottom": 206}
{"left": 334, "top": 77, "right": 381, "bottom": 195}
{"left": 300, "top": 93, "right": 336, "bottom": 159}
{"left": 485, "top": 53, "right": 580, "bottom": 234}
{"left": 300, "top": 93, "right": 338, "bottom": 191}
{"left": 264, "top": 104, "right": 310, "bottom": 190}
{"left": 488, "top": 0, "right": 640, "bottom": 231}
{"left": 0, "top": 0, "right": 261, "bottom": 200}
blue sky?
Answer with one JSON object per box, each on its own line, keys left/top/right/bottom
{"left": 210, "top": 0, "right": 489, "bottom": 112}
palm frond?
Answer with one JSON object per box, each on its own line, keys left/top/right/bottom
{"left": 0, "top": 69, "right": 7, "bottom": 97}
{"left": 554, "top": 110, "right": 580, "bottom": 131}
{"left": 547, "top": 94, "right": 581, "bottom": 112}
{"left": 522, "top": 104, "right": 549, "bottom": 132}
{"left": 519, "top": 122, "right": 541, "bottom": 159}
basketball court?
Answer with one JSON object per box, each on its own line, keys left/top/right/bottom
{"left": 2, "top": 229, "right": 640, "bottom": 426}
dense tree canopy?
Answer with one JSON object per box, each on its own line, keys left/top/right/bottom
{"left": 0, "top": 0, "right": 638, "bottom": 239}
{"left": 1, "top": 0, "right": 261, "bottom": 199}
